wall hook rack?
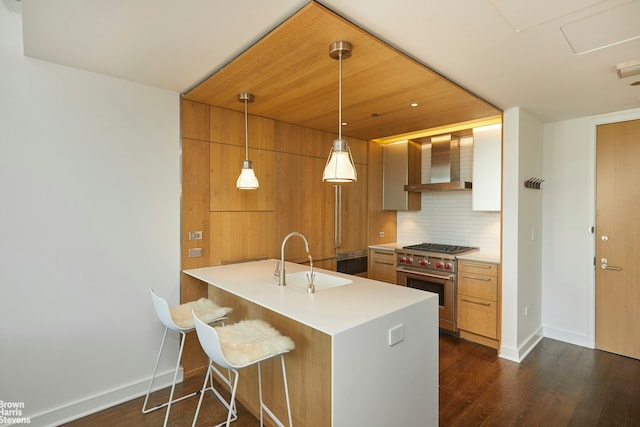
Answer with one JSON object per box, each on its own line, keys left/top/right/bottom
{"left": 524, "top": 178, "right": 544, "bottom": 189}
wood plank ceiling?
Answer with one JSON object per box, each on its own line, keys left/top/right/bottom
{"left": 183, "top": 1, "right": 502, "bottom": 142}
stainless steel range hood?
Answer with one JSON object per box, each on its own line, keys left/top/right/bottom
{"left": 404, "top": 134, "right": 472, "bottom": 192}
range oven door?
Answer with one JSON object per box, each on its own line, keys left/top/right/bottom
{"left": 396, "top": 267, "right": 457, "bottom": 333}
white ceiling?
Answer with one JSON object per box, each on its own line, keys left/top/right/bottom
{"left": 19, "top": 0, "right": 640, "bottom": 124}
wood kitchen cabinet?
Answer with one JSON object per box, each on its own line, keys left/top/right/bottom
{"left": 336, "top": 165, "right": 368, "bottom": 253}
{"left": 274, "top": 151, "right": 335, "bottom": 262}
{"left": 457, "top": 259, "right": 501, "bottom": 349}
{"left": 368, "top": 247, "right": 397, "bottom": 284}
{"left": 209, "top": 106, "right": 276, "bottom": 212}
{"left": 209, "top": 142, "right": 276, "bottom": 211}
{"left": 274, "top": 121, "right": 368, "bottom": 264}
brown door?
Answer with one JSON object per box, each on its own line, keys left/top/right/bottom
{"left": 595, "top": 119, "right": 640, "bottom": 359}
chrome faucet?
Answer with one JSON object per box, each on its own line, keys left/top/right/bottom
{"left": 279, "top": 232, "right": 315, "bottom": 292}
{"left": 306, "top": 253, "right": 315, "bottom": 294}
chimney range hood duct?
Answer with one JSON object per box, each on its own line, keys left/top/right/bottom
{"left": 404, "top": 134, "right": 472, "bottom": 192}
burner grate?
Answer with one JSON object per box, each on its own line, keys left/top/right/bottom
{"left": 402, "top": 243, "right": 476, "bottom": 254}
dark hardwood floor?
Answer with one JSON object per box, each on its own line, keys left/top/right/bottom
{"left": 63, "top": 335, "right": 640, "bottom": 426}
{"left": 439, "top": 334, "right": 640, "bottom": 426}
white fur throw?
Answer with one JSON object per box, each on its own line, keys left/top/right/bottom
{"left": 215, "top": 320, "right": 295, "bottom": 367}
{"left": 170, "top": 298, "right": 232, "bottom": 329}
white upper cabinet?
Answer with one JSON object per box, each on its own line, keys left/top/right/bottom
{"left": 472, "top": 124, "right": 502, "bottom": 211}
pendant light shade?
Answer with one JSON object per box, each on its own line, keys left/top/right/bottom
{"left": 236, "top": 92, "right": 259, "bottom": 190}
{"left": 237, "top": 159, "right": 259, "bottom": 189}
{"left": 323, "top": 41, "right": 357, "bottom": 183}
{"left": 322, "top": 139, "right": 357, "bottom": 182}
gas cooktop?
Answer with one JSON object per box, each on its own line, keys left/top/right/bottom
{"left": 402, "top": 243, "right": 477, "bottom": 255}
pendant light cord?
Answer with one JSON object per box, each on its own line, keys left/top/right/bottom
{"left": 244, "top": 99, "right": 249, "bottom": 160}
{"left": 338, "top": 51, "right": 342, "bottom": 141}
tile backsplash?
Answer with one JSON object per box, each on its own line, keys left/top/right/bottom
{"left": 397, "top": 192, "right": 500, "bottom": 251}
{"left": 396, "top": 137, "right": 501, "bottom": 251}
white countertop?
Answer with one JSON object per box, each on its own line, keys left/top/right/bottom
{"left": 456, "top": 250, "right": 500, "bottom": 263}
{"left": 368, "top": 243, "right": 403, "bottom": 251}
{"left": 184, "top": 259, "right": 434, "bottom": 336}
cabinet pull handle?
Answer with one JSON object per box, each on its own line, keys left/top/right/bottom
{"left": 463, "top": 263, "right": 491, "bottom": 269}
{"left": 374, "top": 251, "right": 394, "bottom": 257}
{"left": 374, "top": 261, "right": 395, "bottom": 266}
{"left": 461, "top": 274, "right": 491, "bottom": 281}
{"left": 461, "top": 297, "right": 491, "bottom": 306}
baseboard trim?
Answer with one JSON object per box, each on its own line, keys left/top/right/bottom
{"left": 542, "top": 325, "right": 592, "bottom": 348}
{"left": 499, "top": 327, "right": 543, "bottom": 363}
{"left": 518, "top": 327, "right": 543, "bottom": 361}
{"left": 26, "top": 368, "right": 182, "bottom": 427}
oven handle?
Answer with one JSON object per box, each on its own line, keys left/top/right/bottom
{"left": 396, "top": 267, "right": 454, "bottom": 281}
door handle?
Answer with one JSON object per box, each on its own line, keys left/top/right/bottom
{"left": 601, "top": 264, "right": 622, "bottom": 271}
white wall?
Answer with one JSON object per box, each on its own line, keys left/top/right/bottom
{"left": 541, "top": 107, "right": 640, "bottom": 348}
{"left": 500, "top": 107, "right": 544, "bottom": 362}
{"left": 541, "top": 117, "right": 592, "bottom": 346}
{"left": 514, "top": 110, "right": 543, "bottom": 351}
{"left": 0, "top": 3, "right": 181, "bottom": 425}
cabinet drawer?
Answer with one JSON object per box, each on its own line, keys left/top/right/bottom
{"left": 458, "top": 273, "right": 497, "bottom": 301}
{"left": 370, "top": 261, "right": 397, "bottom": 283}
{"left": 369, "top": 249, "right": 397, "bottom": 284}
{"left": 371, "top": 249, "right": 396, "bottom": 263}
{"left": 458, "top": 260, "right": 498, "bottom": 277}
{"left": 457, "top": 295, "right": 497, "bottom": 339}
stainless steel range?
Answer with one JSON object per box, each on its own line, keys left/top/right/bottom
{"left": 396, "top": 243, "right": 477, "bottom": 333}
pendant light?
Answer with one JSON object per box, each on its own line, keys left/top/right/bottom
{"left": 236, "top": 92, "right": 259, "bottom": 190}
{"left": 322, "top": 41, "right": 357, "bottom": 182}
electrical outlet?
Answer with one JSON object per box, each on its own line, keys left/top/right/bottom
{"left": 388, "top": 324, "right": 405, "bottom": 346}
{"left": 188, "top": 248, "right": 203, "bottom": 257}
{"left": 378, "top": 231, "right": 385, "bottom": 238}
{"left": 188, "top": 231, "right": 203, "bottom": 240}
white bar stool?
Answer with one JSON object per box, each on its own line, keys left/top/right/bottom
{"left": 142, "top": 288, "right": 232, "bottom": 427}
{"left": 191, "top": 312, "right": 295, "bottom": 427}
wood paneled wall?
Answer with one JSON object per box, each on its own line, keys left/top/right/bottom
{"left": 180, "top": 98, "right": 376, "bottom": 375}
{"left": 181, "top": 101, "right": 213, "bottom": 376}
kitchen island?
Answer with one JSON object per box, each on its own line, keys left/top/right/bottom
{"left": 183, "top": 259, "right": 438, "bottom": 426}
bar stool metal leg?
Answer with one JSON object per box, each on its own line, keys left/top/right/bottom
{"left": 258, "top": 355, "right": 292, "bottom": 427}
{"left": 143, "top": 329, "right": 197, "bottom": 427}
{"left": 191, "top": 315, "right": 294, "bottom": 427}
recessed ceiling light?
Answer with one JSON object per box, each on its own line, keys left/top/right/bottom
{"left": 341, "top": 122, "right": 347, "bottom": 126}
{"left": 411, "top": 103, "right": 418, "bottom": 107}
